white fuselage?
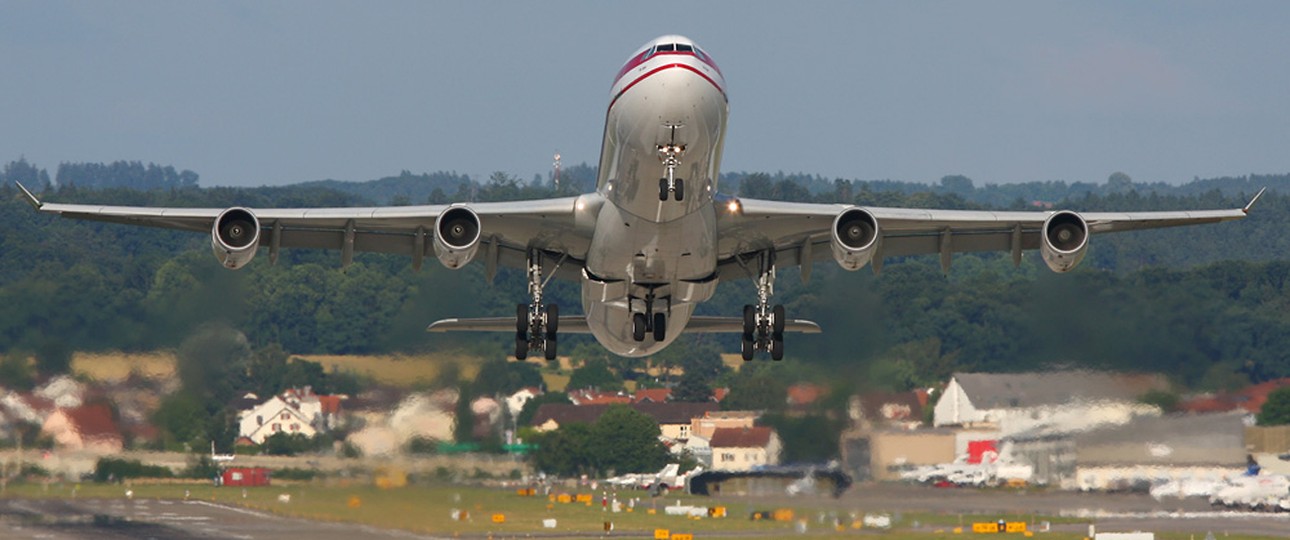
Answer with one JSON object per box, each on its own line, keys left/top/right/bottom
{"left": 581, "top": 36, "right": 729, "bottom": 356}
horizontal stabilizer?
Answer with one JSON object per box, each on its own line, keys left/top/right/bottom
{"left": 427, "top": 316, "right": 592, "bottom": 334}
{"left": 687, "top": 316, "right": 822, "bottom": 334}
{"left": 426, "top": 315, "right": 821, "bottom": 334}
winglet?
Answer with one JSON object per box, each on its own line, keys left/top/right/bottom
{"left": 1243, "top": 187, "right": 1267, "bottom": 214}
{"left": 14, "top": 182, "right": 43, "bottom": 210}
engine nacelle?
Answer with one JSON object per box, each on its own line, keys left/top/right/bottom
{"left": 211, "top": 207, "right": 261, "bottom": 270}
{"left": 831, "top": 207, "right": 881, "bottom": 271}
{"left": 1041, "top": 210, "right": 1089, "bottom": 273}
{"left": 433, "top": 205, "right": 482, "bottom": 269}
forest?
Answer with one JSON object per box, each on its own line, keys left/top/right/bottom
{"left": 1, "top": 157, "right": 1287, "bottom": 397}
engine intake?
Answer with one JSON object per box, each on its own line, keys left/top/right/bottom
{"left": 1040, "top": 210, "right": 1088, "bottom": 273}
{"left": 211, "top": 207, "right": 261, "bottom": 270}
{"left": 434, "top": 205, "right": 482, "bottom": 269}
{"left": 831, "top": 207, "right": 881, "bottom": 270}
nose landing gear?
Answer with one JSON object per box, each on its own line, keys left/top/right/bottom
{"left": 630, "top": 289, "right": 669, "bottom": 343}
{"left": 658, "top": 124, "right": 686, "bottom": 202}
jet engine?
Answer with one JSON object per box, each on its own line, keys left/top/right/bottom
{"left": 831, "top": 207, "right": 881, "bottom": 270}
{"left": 211, "top": 207, "right": 261, "bottom": 270}
{"left": 1040, "top": 210, "right": 1088, "bottom": 273}
{"left": 434, "top": 205, "right": 482, "bottom": 269}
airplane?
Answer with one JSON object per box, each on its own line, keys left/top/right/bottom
{"left": 14, "top": 34, "right": 1263, "bottom": 362}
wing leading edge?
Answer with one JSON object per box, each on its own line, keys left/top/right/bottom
{"left": 17, "top": 182, "right": 601, "bottom": 278}
{"left": 715, "top": 190, "right": 1262, "bottom": 279}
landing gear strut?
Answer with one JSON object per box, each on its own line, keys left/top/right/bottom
{"left": 739, "top": 254, "right": 786, "bottom": 361}
{"left": 630, "top": 288, "right": 669, "bottom": 343}
{"left": 658, "top": 124, "right": 686, "bottom": 202}
{"left": 515, "top": 251, "right": 565, "bottom": 361}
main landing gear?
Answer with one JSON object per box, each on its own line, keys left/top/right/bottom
{"left": 739, "top": 256, "right": 786, "bottom": 361}
{"left": 515, "top": 252, "right": 565, "bottom": 361}
{"left": 658, "top": 124, "right": 686, "bottom": 202}
{"left": 630, "top": 288, "right": 669, "bottom": 343}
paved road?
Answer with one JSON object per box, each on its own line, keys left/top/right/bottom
{"left": 3, "top": 486, "right": 1289, "bottom": 539}
{"left": 0, "top": 498, "right": 446, "bottom": 540}
{"left": 710, "top": 483, "right": 1290, "bottom": 537}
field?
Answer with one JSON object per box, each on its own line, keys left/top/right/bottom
{"left": 72, "top": 352, "right": 178, "bottom": 382}
{"left": 1, "top": 482, "right": 1284, "bottom": 540}
{"left": 296, "top": 354, "right": 481, "bottom": 388}
{"left": 71, "top": 351, "right": 485, "bottom": 388}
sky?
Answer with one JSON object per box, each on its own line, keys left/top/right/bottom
{"left": 2, "top": 1, "right": 1289, "bottom": 188}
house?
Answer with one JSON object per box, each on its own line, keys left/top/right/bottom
{"left": 709, "top": 426, "right": 781, "bottom": 471}
{"left": 529, "top": 402, "right": 719, "bottom": 443}
{"left": 1007, "top": 411, "right": 1248, "bottom": 489}
{"left": 1179, "top": 378, "right": 1290, "bottom": 416}
{"left": 567, "top": 389, "right": 631, "bottom": 405}
{"left": 690, "top": 410, "right": 757, "bottom": 440}
{"left": 633, "top": 388, "right": 671, "bottom": 403}
{"left": 850, "top": 391, "right": 927, "bottom": 429}
{"left": 348, "top": 389, "right": 455, "bottom": 456}
{"left": 236, "top": 387, "right": 346, "bottom": 445}
{"left": 862, "top": 428, "right": 958, "bottom": 481}
{"left": 933, "top": 371, "right": 1166, "bottom": 435}
{"left": 505, "top": 387, "right": 542, "bottom": 417}
{"left": 41, "top": 403, "right": 123, "bottom": 453}
{"left": 786, "top": 383, "right": 826, "bottom": 414}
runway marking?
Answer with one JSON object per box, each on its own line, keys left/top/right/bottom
{"left": 186, "top": 500, "right": 452, "bottom": 539}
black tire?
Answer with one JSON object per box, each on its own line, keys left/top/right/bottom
{"left": 544, "top": 337, "right": 557, "bottom": 361}
{"left": 740, "top": 334, "right": 755, "bottom": 361}
{"left": 515, "top": 335, "right": 528, "bottom": 360}
{"left": 659, "top": 178, "right": 669, "bottom": 201}
{"left": 546, "top": 303, "right": 559, "bottom": 337}
{"left": 632, "top": 313, "right": 647, "bottom": 342}
{"left": 772, "top": 304, "right": 786, "bottom": 337}
{"left": 516, "top": 304, "right": 528, "bottom": 334}
{"left": 743, "top": 305, "right": 756, "bottom": 335}
{"left": 674, "top": 178, "right": 684, "bottom": 201}
{"left": 770, "top": 338, "right": 784, "bottom": 361}
{"left": 653, "top": 312, "right": 666, "bottom": 342}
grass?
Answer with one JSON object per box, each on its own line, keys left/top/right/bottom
{"left": 3, "top": 482, "right": 1285, "bottom": 540}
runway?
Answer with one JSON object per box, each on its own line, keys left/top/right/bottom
{"left": 0, "top": 498, "right": 445, "bottom": 540}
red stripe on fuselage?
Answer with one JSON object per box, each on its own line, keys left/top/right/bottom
{"left": 614, "top": 50, "right": 723, "bottom": 87}
{"left": 608, "top": 63, "right": 727, "bottom": 112}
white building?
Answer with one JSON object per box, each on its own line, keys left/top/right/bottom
{"left": 710, "top": 427, "right": 781, "bottom": 471}
{"left": 934, "top": 371, "right": 1166, "bottom": 436}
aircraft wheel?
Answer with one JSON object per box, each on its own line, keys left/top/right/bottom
{"left": 659, "top": 178, "right": 669, "bottom": 201}
{"left": 515, "top": 335, "right": 528, "bottom": 360}
{"left": 544, "top": 337, "right": 558, "bottom": 361}
{"left": 516, "top": 304, "right": 528, "bottom": 334}
{"left": 742, "top": 304, "right": 756, "bottom": 335}
{"left": 653, "top": 312, "right": 666, "bottom": 342}
{"left": 674, "top": 178, "right": 685, "bottom": 201}
{"left": 632, "top": 313, "right": 648, "bottom": 342}
{"left": 772, "top": 304, "right": 786, "bottom": 337}
{"left": 740, "top": 334, "right": 755, "bottom": 361}
{"left": 770, "top": 338, "right": 784, "bottom": 361}
{"left": 546, "top": 303, "right": 559, "bottom": 337}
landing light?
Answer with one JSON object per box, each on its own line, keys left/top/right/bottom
{"left": 727, "top": 200, "right": 741, "bottom": 214}
{"left": 576, "top": 200, "right": 586, "bottom": 211}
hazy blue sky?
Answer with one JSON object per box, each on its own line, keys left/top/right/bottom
{"left": 3, "top": 2, "right": 1288, "bottom": 187}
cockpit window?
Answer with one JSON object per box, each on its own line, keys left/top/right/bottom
{"left": 656, "top": 43, "right": 675, "bottom": 52}
{"left": 677, "top": 44, "right": 693, "bottom": 53}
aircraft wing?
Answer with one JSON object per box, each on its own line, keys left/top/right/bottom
{"left": 427, "top": 315, "right": 821, "bottom": 334}
{"left": 715, "top": 190, "right": 1262, "bottom": 279}
{"left": 16, "top": 182, "right": 599, "bottom": 278}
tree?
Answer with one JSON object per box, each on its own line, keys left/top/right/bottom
{"left": 472, "top": 359, "right": 543, "bottom": 396}
{"left": 1258, "top": 387, "right": 1290, "bottom": 426}
{"left": 567, "top": 357, "right": 624, "bottom": 392}
{"left": 176, "top": 324, "right": 251, "bottom": 406}
{"left": 1138, "top": 389, "right": 1181, "bottom": 413}
{"left": 588, "top": 405, "right": 669, "bottom": 475}
{"left": 721, "top": 365, "right": 788, "bottom": 412}
{"left": 517, "top": 391, "right": 571, "bottom": 428}
{"left": 672, "top": 370, "right": 713, "bottom": 403}
{"left": 530, "top": 422, "right": 593, "bottom": 476}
